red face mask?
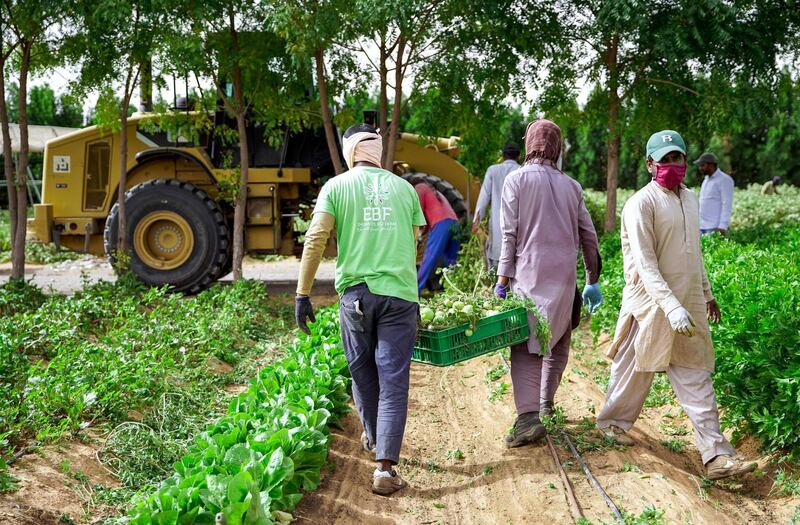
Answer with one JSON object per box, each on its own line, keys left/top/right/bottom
{"left": 653, "top": 163, "right": 687, "bottom": 189}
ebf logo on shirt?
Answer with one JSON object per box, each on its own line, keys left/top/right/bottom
{"left": 362, "top": 179, "right": 394, "bottom": 224}
{"left": 364, "top": 207, "right": 392, "bottom": 221}
{"left": 366, "top": 180, "right": 390, "bottom": 206}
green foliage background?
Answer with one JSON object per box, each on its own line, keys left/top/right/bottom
{"left": 542, "top": 71, "right": 800, "bottom": 191}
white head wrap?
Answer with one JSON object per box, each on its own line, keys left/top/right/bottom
{"left": 342, "top": 131, "right": 383, "bottom": 169}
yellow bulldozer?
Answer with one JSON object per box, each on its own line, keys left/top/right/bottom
{"left": 28, "top": 106, "right": 479, "bottom": 293}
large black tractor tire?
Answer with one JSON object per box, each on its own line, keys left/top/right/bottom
{"left": 104, "top": 179, "right": 230, "bottom": 294}
{"left": 402, "top": 171, "right": 469, "bottom": 219}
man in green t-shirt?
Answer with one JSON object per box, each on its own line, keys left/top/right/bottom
{"left": 295, "top": 123, "right": 425, "bottom": 496}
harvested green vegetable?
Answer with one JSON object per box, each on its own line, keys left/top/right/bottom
{"left": 419, "top": 291, "right": 551, "bottom": 351}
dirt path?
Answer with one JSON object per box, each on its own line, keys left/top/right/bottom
{"left": 0, "top": 256, "right": 336, "bottom": 294}
{"left": 294, "top": 330, "right": 800, "bottom": 525}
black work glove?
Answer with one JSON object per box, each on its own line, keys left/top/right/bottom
{"left": 295, "top": 295, "right": 316, "bottom": 334}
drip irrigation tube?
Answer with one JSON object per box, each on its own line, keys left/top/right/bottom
{"left": 546, "top": 434, "right": 584, "bottom": 523}
{"left": 496, "top": 352, "right": 624, "bottom": 524}
{"left": 561, "top": 430, "right": 625, "bottom": 524}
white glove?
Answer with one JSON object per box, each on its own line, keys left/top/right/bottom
{"left": 667, "top": 306, "right": 696, "bottom": 337}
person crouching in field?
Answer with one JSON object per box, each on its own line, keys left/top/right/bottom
{"left": 762, "top": 175, "right": 781, "bottom": 195}
{"left": 410, "top": 176, "right": 461, "bottom": 293}
{"left": 495, "top": 119, "right": 603, "bottom": 448}
{"left": 295, "top": 124, "right": 426, "bottom": 495}
{"left": 596, "top": 130, "right": 757, "bottom": 481}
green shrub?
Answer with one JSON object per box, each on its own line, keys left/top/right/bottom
{"left": 0, "top": 278, "right": 275, "bottom": 456}
{"left": 0, "top": 279, "right": 47, "bottom": 316}
{"left": 727, "top": 184, "right": 800, "bottom": 236}
{"left": 583, "top": 189, "right": 634, "bottom": 234}
{"left": 703, "top": 229, "right": 800, "bottom": 456}
{"left": 590, "top": 231, "right": 624, "bottom": 338}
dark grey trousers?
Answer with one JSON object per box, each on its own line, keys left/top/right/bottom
{"left": 339, "top": 284, "right": 418, "bottom": 465}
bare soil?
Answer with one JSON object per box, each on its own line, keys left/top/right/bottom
{"left": 294, "top": 329, "right": 800, "bottom": 525}
{"left": 0, "top": 439, "right": 120, "bottom": 525}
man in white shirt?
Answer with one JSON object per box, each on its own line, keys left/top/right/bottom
{"left": 695, "top": 152, "right": 734, "bottom": 235}
{"left": 472, "top": 144, "right": 521, "bottom": 268}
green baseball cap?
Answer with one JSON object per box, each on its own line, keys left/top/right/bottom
{"left": 646, "top": 130, "right": 687, "bottom": 161}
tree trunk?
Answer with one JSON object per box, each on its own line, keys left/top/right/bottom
{"left": 603, "top": 35, "right": 620, "bottom": 233}
{"left": 231, "top": 67, "right": 248, "bottom": 281}
{"left": 383, "top": 35, "right": 405, "bottom": 171}
{"left": 116, "top": 106, "right": 129, "bottom": 258}
{"left": 0, "top": 52, "right": 17, "bottom": 251}
{"left": 314, "top": 48, "right": 344, "bottom": 174}
{"left": 116, "top": 61, "right": 141, "bottom": 262}
{"left": 378, "top": 35, "right": 389, "bottom": 166}
{"left": 12, "top": 41, "right": 32, "bottom": 279}
{"left": 139, "top": 58, "right": 153, "bottom": 112}
{"left": 605, "top": 106, "right": 621, "bottom": 233}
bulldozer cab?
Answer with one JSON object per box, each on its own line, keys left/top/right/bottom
{"left": 205, "top": 99, "right": 341, "bottom": 178}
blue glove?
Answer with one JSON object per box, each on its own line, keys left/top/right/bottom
{"left": 582, "top": 283, "right": 603, "bottom": 313}
{"left": 494, "top": 283, "right": 507, "bottom": 299}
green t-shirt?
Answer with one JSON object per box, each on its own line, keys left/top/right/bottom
{"left": 314, "top": 166, "right": 426, "bottom": 303}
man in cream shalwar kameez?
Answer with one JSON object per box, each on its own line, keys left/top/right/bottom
{"left": 597, "top": 130, "right": 756, "bottom": 481}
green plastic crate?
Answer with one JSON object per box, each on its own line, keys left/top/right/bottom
{"left": 412, "top": 307, "right": 530, "bottom": 366}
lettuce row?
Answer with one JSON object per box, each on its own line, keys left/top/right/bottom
{"left": 129, "top": 308, "right": 348, "bottom": 525}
